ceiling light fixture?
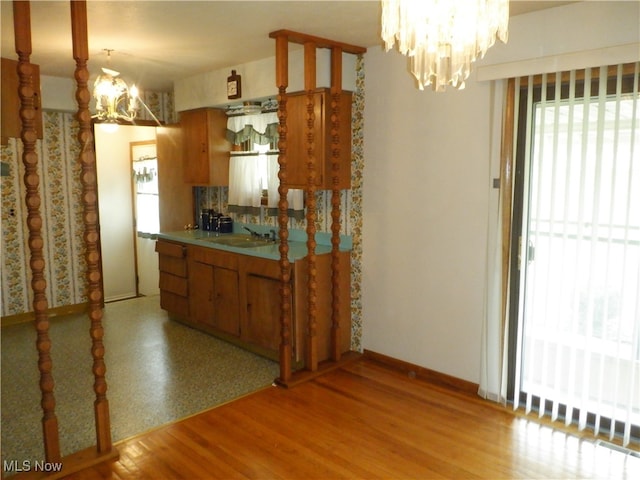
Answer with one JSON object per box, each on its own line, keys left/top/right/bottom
{"left": 92, "top": 49, "right": 138, "bottom": 130}
{"left": 381, "top": 0, "right": 509, "bottom": 91}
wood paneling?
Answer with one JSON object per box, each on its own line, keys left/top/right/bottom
{"left": 67, "top": 357, "right": 640, "bottom": 479}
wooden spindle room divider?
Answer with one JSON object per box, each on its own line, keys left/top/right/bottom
{"left": 269, "top": 30, "right": 365, "bottom": 386}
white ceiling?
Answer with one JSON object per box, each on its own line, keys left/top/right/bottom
{"left": 1, "top": 1, "right": 575, "bottom": 92}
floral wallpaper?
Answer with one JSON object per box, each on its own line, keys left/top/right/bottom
{"left": 350, "top": 54, "right": 365, "bottom": 351}
{"left": 1, "top": 112, "right": 86, "bottom": 317}
{"left": 137, "top": 89, "right": 177, "bottom": 124}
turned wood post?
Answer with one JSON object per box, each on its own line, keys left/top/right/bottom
{"left": 329, "top": 46, "right": 343, "bottom": 361}
{"left": 70, "top": 0, "right": 112, "bottom": 453}
{"left": 274, "top": 33, "right": 293, "bottom": 383}
{"left": 303, "top": 41, "right": 319, "bottom": 371}
{"left": 13, "top": 0, "right": 61, "bottom": 462}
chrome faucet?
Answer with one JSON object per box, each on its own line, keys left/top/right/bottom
{"left": 243, "top": 226, "right": 260, "bottom": 237}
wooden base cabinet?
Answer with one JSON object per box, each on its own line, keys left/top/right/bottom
{"left": 240, "top": 252, "right": 352, "bottom": 364}
{"left": 157, "top": 239, "right": 352, "bottom": 366}
{"left": 244, "top": 274, "right": 282, "bottom": 353}
{"left": 188, "top": 245, "right": 240, "bottom": 336}
{"left": 238, "top": 255, "right": 288, "bottom": 356}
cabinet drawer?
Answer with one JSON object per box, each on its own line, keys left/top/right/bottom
{"left": 190, "top": 245, "right": 238, "bottom": 269}
{"left": 159, "top": 254, "right": 187, "bottom": 277}
{"left": 159, "top": 272, "right": 188, "bottom": 296}
{"left": 240, "top": 255, "right": 280, "bottom": 279}
{"left": 160, "top": 291, "right": 189, "bottom": 317}
{"left": 156, "top": 240, "right": 186, "bottom": 258}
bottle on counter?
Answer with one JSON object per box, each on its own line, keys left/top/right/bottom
{"left": 201, "top": 209, "right": 211, "bottom": 231}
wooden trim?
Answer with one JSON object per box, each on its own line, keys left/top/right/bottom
{"left": 129, "top": 141, "right": 156, "bottom": 299}
{"left": 1, "top": 303, "right": 89, "bottom": 328}
{"left": 363, "top": 350, "right": 480, "bottom": 397}
{"left": 501, "top": 78, "right": 516, "bottom": 344}
{"left": 269, "top": 29, "right": 367, "bottom": 54}
{"left": 276, "top": 351, "right": 361, "bottom": 388}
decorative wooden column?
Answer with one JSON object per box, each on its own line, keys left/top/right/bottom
{"left": 329, "top": 46, "right": 343, "bottom": 362}
{"left": 70, "top": 0, "right": 112, "bottom": 453}
{"left": 13, "top": 0, "right": 61, "bottom": 462}
{"left": 303, "top": 41, "right": 319, "bottom": 371}
{"left": 274, "top": 33, "right": 293, "bottom": 383}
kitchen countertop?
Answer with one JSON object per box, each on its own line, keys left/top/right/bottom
{"left": 157, "top": 228, "right": 349, "bottom": 262}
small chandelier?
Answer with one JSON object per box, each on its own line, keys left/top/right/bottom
{"left": 381, "top": 0, "right": 509, "bottom": 91}
{"left": 92, "top": 49, "right": 138, "bottom": 127}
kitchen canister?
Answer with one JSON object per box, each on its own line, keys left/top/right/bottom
{"left": 218, "top": 216, "right": 233, "bottom": 233}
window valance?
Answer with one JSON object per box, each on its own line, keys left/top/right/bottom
{"left": 226, "top": 112, "right": 279, "bottom": 146}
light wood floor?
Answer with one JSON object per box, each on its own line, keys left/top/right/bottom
{"left": 66, "top": 358, "right": 639, "bottom": 479}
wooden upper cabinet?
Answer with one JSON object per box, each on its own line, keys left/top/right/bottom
{"left": 1, "top": 57, "right": 43, "bottom": 145}
{"left": 180, "top": 108, "right": 230, "bottom": 186}
{"left": 285, "top": 88, "right": 352, "bottom": 190}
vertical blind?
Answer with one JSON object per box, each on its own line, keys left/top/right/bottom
{"left": 514, "top": 63, "right": 639, "bottom": 447}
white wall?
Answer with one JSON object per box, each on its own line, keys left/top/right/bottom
{"left": 362, "top": 46, "right": 496, "bottom": 383}
{"left": 361, "top": 1, "right": 639, "bottom": 384}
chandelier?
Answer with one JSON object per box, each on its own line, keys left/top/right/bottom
{"left": 92, "top": 50, "right": 138, "bottom": 128}
{"left": 381, "top": 0, "right": 509, "bottom": 91}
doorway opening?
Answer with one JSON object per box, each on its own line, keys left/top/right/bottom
{"left": 95, "top": 125, "right": 158, "bottom": 302}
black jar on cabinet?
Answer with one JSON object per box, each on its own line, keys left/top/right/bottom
{"left": 218, "top": 216, "right": 233, "bottom": 233}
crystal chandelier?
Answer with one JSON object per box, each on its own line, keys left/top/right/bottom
{"left": 381, "top": 0, "right": 509, "bottom": 91}
{"left": 92, "top": 50, "right": 138, "bottom": 128}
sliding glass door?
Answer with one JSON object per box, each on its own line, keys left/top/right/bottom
{"left": 509, "top": 64, "right": 639, "bottom": 446}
